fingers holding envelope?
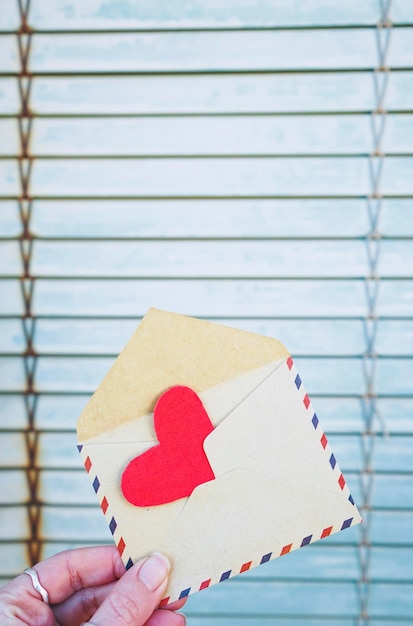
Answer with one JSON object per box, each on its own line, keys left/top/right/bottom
{"left": 86, "top": 552, "right": 186, "bottom": 626}
{"left": 10, "top": 546, "right": 185, "bottom": 626}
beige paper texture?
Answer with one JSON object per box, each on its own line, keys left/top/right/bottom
{"left": 77, "top": 308, "right": 289, "bottom": 440}
{"left": 77, "top": 308, "right": 361, "bottom": 603}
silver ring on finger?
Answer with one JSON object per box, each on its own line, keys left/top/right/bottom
{"left": 23, "top": 568, "right": 50, "bottom": 605}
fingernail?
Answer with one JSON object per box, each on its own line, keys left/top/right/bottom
{"left": 139, "top": 553, "right": 170, "bottom": 591}
{"left": 176, "top": 612, "right": 187, "bottom": 625}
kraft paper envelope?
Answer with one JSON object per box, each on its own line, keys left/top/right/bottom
{"left": 77, "top": 308, "right": 361, "bottom": 604}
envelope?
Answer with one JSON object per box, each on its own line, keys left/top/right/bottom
{"left": 77, "top": 308, "right": 361, "bottom": 604}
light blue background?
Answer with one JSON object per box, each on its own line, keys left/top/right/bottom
{"left": 0, "top": 1, "right": 412, "bottom": 623}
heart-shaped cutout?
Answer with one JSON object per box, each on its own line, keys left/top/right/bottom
{"left": 121, "top": 386, "right": 216, "bottom": 507}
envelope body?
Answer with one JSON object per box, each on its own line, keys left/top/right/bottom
{"left": 77, "top": 308, "right": 361, "bottom": 603}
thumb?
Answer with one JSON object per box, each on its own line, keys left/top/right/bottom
{"left": 87, "top": 553, "right": 171, "bottom": 626}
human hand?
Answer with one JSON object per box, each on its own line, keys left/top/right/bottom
{"left": 0, "top": 545, "right": 186, "bottom": 625}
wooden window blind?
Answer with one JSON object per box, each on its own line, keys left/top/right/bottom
{"left": 0, "top": 0, "right": 412, "bottom": 623}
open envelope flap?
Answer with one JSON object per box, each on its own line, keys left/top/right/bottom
{"left": 77, "top": 308, "right": 289, "bottom": 441}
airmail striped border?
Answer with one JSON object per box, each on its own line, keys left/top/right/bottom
{"left": 159, "top": 516, "right": 356, "bottom": 606}
{"left": 78, "top": 355, "right": 358, "bottom": 604}
{"left": 77, "top": 444, "right": 135, "bottom": 570}
{"left": 286, "top": 355, "right": 356, "bottom": 505}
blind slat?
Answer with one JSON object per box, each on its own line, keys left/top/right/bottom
{"left": 369, "top": 583, "right": 413, "bottom": 619}
{"left": 27, "top": 73, "right": 379, "bottom": 115}
{"left": 0, "top": 472, "right": 28, "bottom": 504}
{"left": 29, "top": 157, "right": 372, "bottom": 197}
{"left": 0, "top": 36, "right": 19, "bottom": 73}
{"left": 7, "top": 198, "right": 407, "bottom": 239}
{"left": 27, "top": 0, "right": 381, "bottom": 31}
{"left": 2, "top": 115, "right": 413, "bottom": 158}
{"left": 0, "top": 78, "right": 19, "bottom": 114}
{"left": 28, "top": 30, "right": 379, "bottom": 73}
{"left": 0, "top": 161, "right": 19, "bottom": 196}
{"left": 28, "top": 240, "right": 371, "bottom": 278}
{"left": 8, "top": 114, "right": 408, "bottom": 156}
{"left": 31, "top": 278, "right": 369, "bottom": 317}
{"left": 27, "top": 199, "right": 372, "bottom": 238}
{"left": 2, "top": 72, "right": 413, "bottom": 117}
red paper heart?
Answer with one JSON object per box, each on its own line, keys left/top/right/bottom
{"left": 121, "top": 386, "right": 216, "bottom": 507}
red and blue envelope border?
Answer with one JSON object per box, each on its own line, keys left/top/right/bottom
{"left": 78, "top": 355, "right": 358, "bottom": 604}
